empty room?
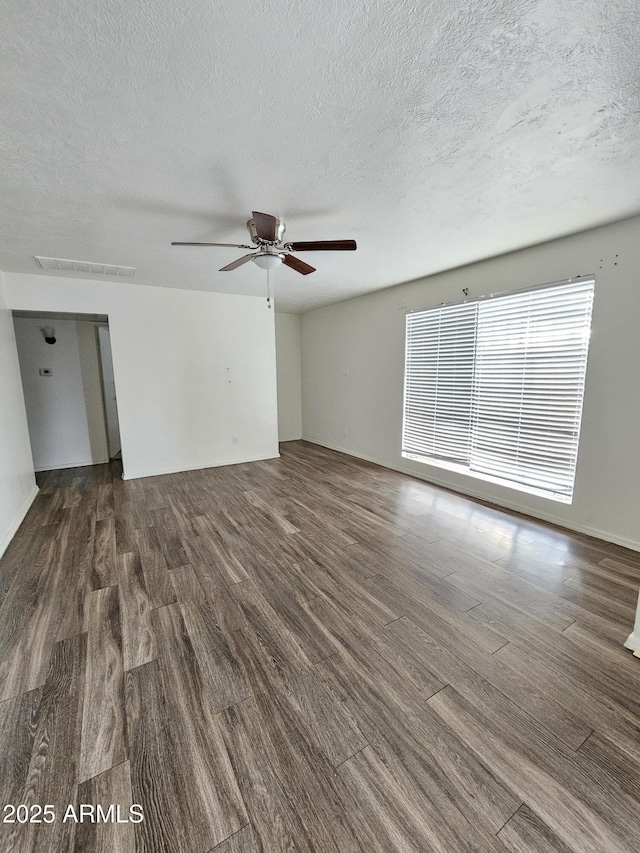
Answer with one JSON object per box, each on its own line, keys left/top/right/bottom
{"left": 1, "top": 1, "right": 640, "bottom": 851}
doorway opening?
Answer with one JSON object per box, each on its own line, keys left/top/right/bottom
{"left": 12, "top": 310, "right": 123, "bottom": 472}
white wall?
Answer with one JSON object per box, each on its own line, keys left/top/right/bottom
{"left": 97, "top": 326, "right": 121, "bottom": 458}
{"left": 275, "top": 312, "right": 302, "bottom": 441}
{"left": 301, "top": 215, "right": 640, "bottom": 551}
{"left": 4, "top": 275, "right": 279, "bottom": 480}
{"left": 0, "top": 273, "right": 37, "bottom": 557}
{"left": 14, "top": 318, "right": 109, "bottom": 471}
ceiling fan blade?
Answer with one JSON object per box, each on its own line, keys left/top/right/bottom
{"left": 282, "top": 254, "right": 316, "bottom": 275}
{"left": 252, "top": 211, "right": 278, "bottom": 241}
{"left": 219, "top": 253, "right": 256, "bottom": 271}
{"left": 172, "top": 242, "right": 253, "bottom": 248}
{"left": 285, "top": 240, "right": 357, "bottom": 252}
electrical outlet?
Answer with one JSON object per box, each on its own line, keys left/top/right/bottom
{"left": 232, "top": 437, "right": 238, "bottom": 445}
{"left": 343, "top": 428, "right": 348, "bottom": 437}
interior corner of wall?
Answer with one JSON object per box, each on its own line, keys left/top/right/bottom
{"left": 0, "top": 484, "right": 39, "bottom": 560}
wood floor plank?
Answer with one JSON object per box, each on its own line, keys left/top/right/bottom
{"left": 183, "top": 531, "right": 249, "bottom": 586}
{"left": 0, "top": 533, "right": 43, "bottom": 610}
{"left": 155, "top": 529, "right": 191, "bottom": 571}
{"left": 169, "top": 563, "right": 206, "bottom": 602}
{"left": 220, "top": 695, "right": 333, "bottom": 852}
{"left": 308, "top": 599, "right": 520, "bottom": 835}
{"left": 78, "top": 586, "right": 126, "bottom": 783}
{"left": 559, "top": 574, "right": 637, "bottom": 623}
{"left": 170, "top": 564, "right": 248, "bottom": 634}
{"left": 154, "top": 600, "right": 250, "bottom": 715}
{"left": 56, "top": 506, "right": 95, "bottom": 641}
{"left": 598, "top": 555, "right": 640, "bottom": 582}
{"left": 428, "top": 685, "right": 640, "bottom": 853}
{"left": 305, "top": 593, "right": 445, "bottom": 704}
{"left": 440, "top": 540, "right": 577, "bottom": 630}
{"left": 63, "top": 477, "right": 84, "bottom": 509}
{"left": 578, "top": 730, "right": 640, "bottom": 804}
{"left": 337, "top": 743, "right": 508, "bottom": 852}
{"left": 152, "top": 603, "right": 249, "bottom": 817}
{"left": 0, "top": 689, "right": 42, "bottom": 819}
{"left": 219, "top": 514, "right": 304, "bottom": 571}
{"left": 114, "top": 513, "right": 138, "bottom": 557}
{"left": 491, "top": 638, "right": 640, "bottom": 766}
{"left": 126, "top": 659, "right": 246, "bottom": 853}
{"left": 252, "top": 556, "right": 320, "bottom": 605}
{"left": 90, "top": 517, "right": 117, "bottom": 590}
{"left": 381, "top": 553, "right": 484, "bottom": 614}
{"left": 407, "top": 507, "right": 522, "bottom": 563}
{"left": 0, "top": 533, "right": 69, "bottom": 700}
{"left": 200, "top": 581, "right": 249, "bottom": 635}
{"left": 565, "top": 562, "right": 640, "bottom": 596}
{"left": 494, "top": 550, "right": 577, "bottom": 593}
{"left": 161, "top": 494, "right": 202, "bottom": 541}
{"left": 303, "top": 557, "right": 402, "bottom": 627}
{"left": 74, "top": 761, "right": 135, "bottom": 853}
{"left": 220, "top": 696, "right": 379, "bottom": 853}
{"left": 384, "top": 616, "right": 593, "bottom": 751}
{"left": 95, "top": 482, "right": 115, "bottom": 522}
{"left": 287, "top": 530, "right": 377, "bottom": 581}
{"left": 243, "top": 489, "right": 300, "bottom": 534}
{"left": 242, "top": 557, "right": 340, "bottom": 663}
{"left": 283, "top": 495, "right": 365, "bottom": 545}
{"left": 209, "top": 824, "right": 258, "bottom": 852}
{"left": 562, "top": 620, "right": 640, "bottom": 689}
{"left": 229, "top": 581, "right": 367, "bottom": 767}
{"left": 117, "top": 552, "right": 156, "bottom": 671}
{"left": 135, "top": 528, "right": 177, "bottom": 609}
{"left": 124, "top": 660, "right": 193, "bottom": 853}
{"left": 349, "top": 531, "right": 449, "bottom": 577}
{"left": 471, "top": 600, "right": 640, "bottom": 719}
{"left": 9, "top": 634, "right": 87, "bottom": 853}
{"left": 497, "top": 804, "right": 573, "bottom": 853}
{"left": 276, "top": 488, "right": 357, "bottom": 535}
{"left": 364, "top": 572, "right": 508, "bottom": 656}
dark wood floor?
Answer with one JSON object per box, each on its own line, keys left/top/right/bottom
{"left": 1, "top": 440, "right": 640, "bottom": 852}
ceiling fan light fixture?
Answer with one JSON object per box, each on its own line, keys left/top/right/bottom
{"left": 252, "top": 253, "right": 283, "bottom": 270}
{"left": 173, "top": 210, "right": 355, "bottom": 276}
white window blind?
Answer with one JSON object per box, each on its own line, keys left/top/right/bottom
{"left": 402, "top": 278, "right": 594, "bottom": 502}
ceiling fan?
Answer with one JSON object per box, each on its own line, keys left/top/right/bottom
{"left": 172, "top": 211, "right": 356, "bottom": 275}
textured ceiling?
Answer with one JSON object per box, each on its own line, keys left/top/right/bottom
{"left": 1, "top": 0, "right": 639, "bottom": 311}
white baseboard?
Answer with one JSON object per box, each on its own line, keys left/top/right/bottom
{"left": 302, "top": 436, "right": 640, "bottom": 554}
{"left": 0, "top": 485, "right": 39, "bottom": 559}
{"left": 34, "top": 458, "right": 109, "bottom": 472}
{"left": 122, "top": 451, "right": 281, "bottom": 481}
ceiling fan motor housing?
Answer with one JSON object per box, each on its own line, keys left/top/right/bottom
{"left": 248, "top": 217, "right": 285, "bottom": 245}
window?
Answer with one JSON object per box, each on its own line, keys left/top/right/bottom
{"left": 402, "top": 278, "right": 594, "bottom": 503}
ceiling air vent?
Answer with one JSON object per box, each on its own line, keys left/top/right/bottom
{"left": 34, "top": 256, "right": 136, "bottom": 278}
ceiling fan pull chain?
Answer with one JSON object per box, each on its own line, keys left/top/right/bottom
{"left": 267, "top": 265, "right": 271, "bottom": 308}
